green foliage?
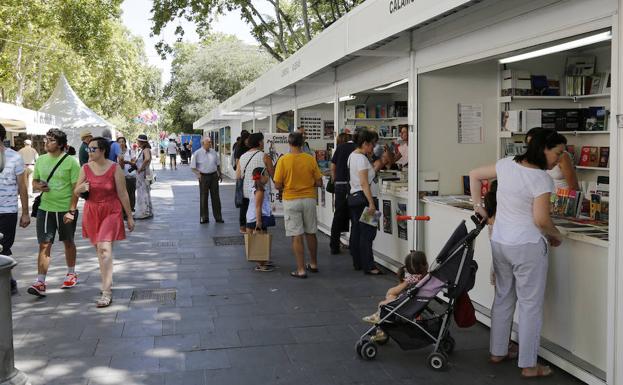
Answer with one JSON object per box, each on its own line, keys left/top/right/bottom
{"left": 162, "top": 35, "right": 275, "bottom": 133}
{"left": 151, "top": 0, "right": 365, "bottom": 62}
{"left": 0, "top": 0, "right": 162, "bottom": 138}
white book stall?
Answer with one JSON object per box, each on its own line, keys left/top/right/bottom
{"left": 194, "top": 0, "right": 623, "bottom": 383}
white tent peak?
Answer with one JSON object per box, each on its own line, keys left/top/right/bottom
{"left": 39, "top": 73, "right": 114, "bottom": 133}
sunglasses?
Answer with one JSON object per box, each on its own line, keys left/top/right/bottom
{"left": 87, "top": 147, "right": 100, "bottom": 153}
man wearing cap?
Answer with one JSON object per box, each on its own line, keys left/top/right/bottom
{"left": 18, "top": 139, "right": 38, "bottom": 196}
{"left": 78, "top": 129, "right": 93, "bottom": 166}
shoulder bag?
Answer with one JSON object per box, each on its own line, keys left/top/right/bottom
{"left": 235, "top": 151, "right": 260, "bottom": 208}
{"left": 31, "top": 153, "right": 70, "bottom": 217}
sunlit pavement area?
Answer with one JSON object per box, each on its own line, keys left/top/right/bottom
{"left": 8, "top": 165, "right": 582, "bottom": 385}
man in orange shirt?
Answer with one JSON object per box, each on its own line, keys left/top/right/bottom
{"left": 274, "top": 132, "right": 323, "bottom": 278}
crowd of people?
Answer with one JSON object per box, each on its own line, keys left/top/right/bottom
{"left": 1, "top": 120, "right": 572, "bottom": 378}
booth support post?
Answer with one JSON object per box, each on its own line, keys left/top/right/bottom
{"left": 407, "top": 45, "right": 420, "bottom": 251}
{"left": 0, "top": 253, "right": 30, "bottom": 385}
{"left": 333, "top": 68, "right": 339, "bottom": 134}
{"left": 252, "top": 104, "right": 256, "bottom": 133}
{"left": 609, "top": 7, "right": 623, "bottom": 385}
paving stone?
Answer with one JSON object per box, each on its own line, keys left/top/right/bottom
{"left": 94, "top": 337, "right": 155, "bottom": 356}
{"left": 43, "top": 356, "right": 112, "bottom": 380}
{"left": 109, "top": 354, "right": 161, "bottom": 374}
{"left": 164, "top": 370, "right": 206, "bottom": 385}
{"left": 237, "top": 328, "right": 296, "bottom": 347}
{"left": 155, "top": 333, "right": 201, "bottom": 351}
{"left": 226, "top": 346, "right": 290, "bottom": 368}
{"left": 184, "top": 349, "right": 231, "bottom": 370}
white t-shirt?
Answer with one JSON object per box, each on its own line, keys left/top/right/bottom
{"left": 0, "top": 148, "right": 25, "bottom": 213}
{"left": 167, "top": 142, "right": 178, "bottom": 155}
{"left": 120, "top": 148, "right": 136, "bottom": 177}
{"left": 491, "top": 157, "right": 554, "bottom": 245}
{"left": 348, "top": 152, "right": 375, "bottom": 196}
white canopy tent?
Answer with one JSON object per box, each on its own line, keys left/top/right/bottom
{"left": 39, "top": 74, "right": 115, "bottom": 147}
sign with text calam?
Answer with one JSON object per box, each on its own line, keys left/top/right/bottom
{"left": 264, "top": 133, "right": 291, "bottom": 217}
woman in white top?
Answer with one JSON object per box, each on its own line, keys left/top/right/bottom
{"left": 236, "top": 133, "right": 274, "bottom": 234}
{"left": 525, "top": 128, "right": 579, "bottom": 190}
{"left": 469, "top": 128, "right": 565, "bottom": 379}
{"left": 116, "top": 137, "right": 136, "bottom": 212}
{"left": 347, "top": 129, "right": 382, "bottom": 275}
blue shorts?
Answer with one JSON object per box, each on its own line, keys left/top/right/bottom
{"left": 246, "top": 215, "right": 276, "bottom": 230}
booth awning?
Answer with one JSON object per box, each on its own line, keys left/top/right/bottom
{"left": 0, "top": 102, "right": 60, "bottom": 135}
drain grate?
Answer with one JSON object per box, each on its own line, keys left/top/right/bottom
{"left": 131, "top": 288, "right": 177, "bottom": 305}
{"left": 213, "top": 236, "right": 245, "bottom": 246}
{"left": 154, "top": 240, "right": 178, "bottom": 248}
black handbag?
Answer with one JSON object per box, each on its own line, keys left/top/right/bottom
{"left": 31, "top": 154, "right": 69, "bottom": 217}
{"left": 326, "top": 178, "right": 335, "bottom": 194}
{"left": 235, "top": 151, "right": 260, "bottom": 208}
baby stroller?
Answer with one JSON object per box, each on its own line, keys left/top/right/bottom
{"left": 355, "top": 214, "right": 485, "bottom": 370}
{"left": 180, "top": 145, "right": 189, "bottom": 165}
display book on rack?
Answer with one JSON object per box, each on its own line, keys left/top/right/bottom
{"left": 501, "top": 55, "right": 610, "bottom": 97}
{"left": 551, "top": 176, "right": 609, "bottom": 221}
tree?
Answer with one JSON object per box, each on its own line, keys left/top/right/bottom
{"left": 162, "top": 35, "right": 275, "bottom": 132}
{"left": 0, "top": 0, "right": 162, "bottom": 138}
{"left": 150, "top": 0, "right": 365, "bottom": 62}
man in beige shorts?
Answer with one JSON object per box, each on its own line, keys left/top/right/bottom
{"left": 274, "top": 132, "right": 323, "bottom": 278}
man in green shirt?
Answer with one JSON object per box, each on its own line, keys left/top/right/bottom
{"left": 28, "top": 129, "right": 81, "bottom": 297}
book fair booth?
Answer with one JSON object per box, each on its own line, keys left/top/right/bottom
{"left": 194, "top": 0, "right": 623, "bottom": 384}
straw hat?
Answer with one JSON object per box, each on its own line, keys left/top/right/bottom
{"left": 137, "top": 134, "right": 149, "bottom": 142}
{"left": 80, "top": 129, "right": 93, "bottom": 140}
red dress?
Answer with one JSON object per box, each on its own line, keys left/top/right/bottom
{"left": 82, "top": 163, "right": 125, "bottom": 245}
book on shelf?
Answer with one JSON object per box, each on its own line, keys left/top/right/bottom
{"left": 378, "top": 105, "right": 387, "bottom": 119}
{"left": 501, "top": 69, "right": 532, "bottom": 96}
{"left": 579, "top": 146, "right": 599, "bottom": 167}
{"left": 598, "top": 147, "right": 609, "bottom": 168}
{"left": 501, "top": 110, "right": 521, "bottom": 132}
{"left": 504, "top": 141, "right": 526, "bottom": 157}
{"left": 394, "top": 101, "right": 408, "bottom": 117}
{"left": 584, "top": 106, "right": 607, "bottom": 131}
{"left": 552, "top": 187, "right": 583, "bottom": 218}
{"left": 388, "top": 104, "right": 396, "bottom": 118}
{"left": 565, "top": 56, "right": 596, "bottom": 76}
{"left": 367, "top": 105, "right": 376, "bottom": 119}
{"left": 345, "top": 105, "right": 356, "bottom": 119}
{"left": 523, "top": 109, "right": 542, "bottom": 131}
{"left": 590, "top": 194, "right": 602, "bottom": 220}
{"left": 355, "top": 105, "right": 367, "bottom": 119}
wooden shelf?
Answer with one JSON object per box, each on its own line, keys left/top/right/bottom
{"left": 499, "top": 94, "right": 611, "bottom": 103}
{"left": 576, "top": 166, "right": 609, "bottom": 171}
{"left": 345, "top": 117, "right": 406, "bottom": 122}
{"left": 558, "top": 131, "right": 610, "bottom": 135}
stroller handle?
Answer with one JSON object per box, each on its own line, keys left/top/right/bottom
{"left": 396, "top": 215, "right": 430, "bottom": 222}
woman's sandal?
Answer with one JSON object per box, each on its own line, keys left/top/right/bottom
{"left": 305, "top": 263, "right": 319, "bottom": 273}
{"left": 255, "top": 265, "right": 275, "bottom": 272}
{"left": 290, "top": 271, "right": 308, "bottom": 279}
{"left": 96, "top": 292, "right": 113, "bottom": 308}
{"left": 521, "top": 365, "right": 553, "bottom": 379}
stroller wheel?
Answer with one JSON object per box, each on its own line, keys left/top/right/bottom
{"left": 361, "top": 341, "right": 378, "bottom": 360}
{"left": 355, "top": 340, "right": 364, "bottom": 357}
{"left": 441, "top": 335, "right": 455, "bottom": 354}
{"left": 427, "top": 352, "right": 448, "bottom": 371}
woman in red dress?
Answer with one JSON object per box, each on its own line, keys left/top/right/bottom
{"left": 74, "top": 137, "right": 134, "bottom": 307}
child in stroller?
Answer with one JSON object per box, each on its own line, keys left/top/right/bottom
{"left": 362, "top": 251, "right": 429, "bottom": 325}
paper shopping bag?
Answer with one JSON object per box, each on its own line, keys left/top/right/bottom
{"left": 244, "top": 233, "right": 272, "bottom": 262}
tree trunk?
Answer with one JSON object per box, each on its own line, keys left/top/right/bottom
{"left": 15, "top": 45, "right": 24, "bottom": 106}
{"left": 301, "top": 0, "right": 312, "bottom": 41}
{"left": 274, "top": 0, "right": 288, "bottom": 55}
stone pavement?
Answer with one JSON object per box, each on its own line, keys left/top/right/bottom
{"left": 8, "top": 165, "right": 582, "bottom": 385}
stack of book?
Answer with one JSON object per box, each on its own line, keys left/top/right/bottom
{"left": 551, "top": 188, "right": 583, "bottom": 218}
{"left": 578, "top": 146, "right": 609, "bottom": 167}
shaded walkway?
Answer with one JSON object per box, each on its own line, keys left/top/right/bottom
{"left": 9, "top": 166, "right": 582, "bottom": 385}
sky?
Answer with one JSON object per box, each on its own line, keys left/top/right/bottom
{"left": 120, "top": 0, "right": 268, "bottom": 84}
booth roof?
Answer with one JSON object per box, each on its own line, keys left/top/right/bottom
{"left": 0, "top": 102, "right": 61, "bottom": 135}
{"left": 39, "top": 74, "right": 114, "bottom": 132}
{"left": 194, "top": 0, "right": 477, "bottom": 129}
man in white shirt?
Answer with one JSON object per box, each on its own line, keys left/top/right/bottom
{"left": 18, "top": 139, "right": 38, "bottom": 196}
{"left": 190, "top": 137, "right": 223, "bottom": 224}
{"left": 0, "top": 124, "right": 31, "bottom": 295}
{"left": 166, "top": 139, "right": 179, "bottom": 170}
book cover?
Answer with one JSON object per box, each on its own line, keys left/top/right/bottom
{"left": 566, "top": 56, "right": 596, "bottom": 76}
{"left": 383, "top": 200, "right": 392, "bottom": 234}
{"left": 501, "top": 110, "right": 521, "bottom": 132}
{"left": 368, "top": 105, "right": 376, "bottom": 119}
{"left": 355, "top": 105, "right": 367, "bottom": 119}
{"left": 590, "top": 194, "right": 602, "bottom": 220}
{"left": 359, "top": 209, "right": 381, "bottom": 227}
{"left": 579, "top": 146, "right": 599, "bottom": 166}
{"left": 345, "top": 105, "right": 356, "bottom": 119}
{"left": 523, "top": 109, "right": 542, "bottom": 131}
{"left": 599, "top": 147, "right": 609, "bottom": 168}
{"left": 396, "top": 203, "right": 408, "bottom": 240}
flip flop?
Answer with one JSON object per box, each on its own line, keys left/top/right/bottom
{"left": 521, "top": 365, "right": 553, "bottom": 379}
{"left": 254, "top": 265, "right": 275, "bottom": 272}
{"left": 305, "top": 263, "right": 319, "bottom": 273}
{"left": 290, "top": 271, "right": 308, "bottom": 279}
{"left": 489, "top": 351, "right": 518, "bottom": 364}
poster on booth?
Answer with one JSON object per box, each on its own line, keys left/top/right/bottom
{"left": 264, "top": 133, "right": 291, "bottom": 217}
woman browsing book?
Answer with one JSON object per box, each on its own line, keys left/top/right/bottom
{"left": 526, "top": 128, "right": 579, "bottom": 190}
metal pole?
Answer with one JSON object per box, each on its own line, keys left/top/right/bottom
{"left": 0, "top": 248, "right": 30, "bottom": 385}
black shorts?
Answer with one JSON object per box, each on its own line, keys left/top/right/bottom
{"left": 36, "top": 209, "right": 78, "bottom": 244}
{"left": 0, "top": 213, "right": 18, "bottom": 256}
{"left": 169, "top": 154, "right": 176, "bottom": 160}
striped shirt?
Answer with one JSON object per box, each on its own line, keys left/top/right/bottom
{"left": 0, "top": 148, "right": 25, "bottom": 213}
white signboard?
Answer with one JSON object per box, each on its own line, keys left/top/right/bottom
{"left": 264, "top": 133, "right": 290, "bottom": 217}
{"left": 457, "top": 103, "right": 483, "bottom": 144}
